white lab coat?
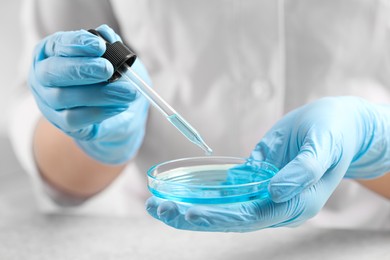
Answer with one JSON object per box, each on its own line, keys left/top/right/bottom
{"left": 9, "top": 0, "right": 390, "bottom": 228}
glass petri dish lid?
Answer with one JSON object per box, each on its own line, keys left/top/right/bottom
{"left": 147, "top": 156, "right": 278, "bottom": 204}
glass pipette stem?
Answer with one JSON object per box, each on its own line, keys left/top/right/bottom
{"left": 118, "top": 64, "right": 213, "bottom": 155}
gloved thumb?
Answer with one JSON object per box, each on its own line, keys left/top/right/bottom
{"left": 268, "top": 150, "right": 328, "bottom": 203}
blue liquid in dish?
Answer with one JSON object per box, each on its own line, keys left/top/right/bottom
{"left": 148, "top": 163, "right": 276, "bottom": 204}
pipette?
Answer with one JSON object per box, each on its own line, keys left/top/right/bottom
{"left": 88, "top": 29, "right": 213, "bottom": 155}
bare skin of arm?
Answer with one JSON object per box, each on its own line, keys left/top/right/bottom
{"left": 358, "top": 174, "right": 390, "bottom": 200}
{"left": 33, "top": 117, "right": 126, "bottom": 198}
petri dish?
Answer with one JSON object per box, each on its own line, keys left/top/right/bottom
{"left": 147, "top": 156, "right": 278, "bottom": 204}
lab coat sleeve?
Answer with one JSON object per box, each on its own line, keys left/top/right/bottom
{"left": 6, "top": 0, "right": 149, "bottom": 216}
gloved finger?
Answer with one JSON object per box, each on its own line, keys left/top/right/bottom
{"left": 35, "top": 99, "right": 127, "bottom": 137}
{"left": 147, "top": 197, "right": 291, "bottom": 232}
{"left": 95, "top": 24, "right": 122, "bottom": 43}
{"left": 145, "top": 196, "right": 160, "bottom": 219}
{"left": 268, "top": 151, "right": 325, "bottom": 203}
{"left": 268, "top": 130, "right": 343, "bottom": 203}
{"left": 174, "top": 199, "right": 295, "bottom": 232}
{"left": 182, "top": 202, "right": 261, "bottom": 232}
{"left": 271, "top": 165, "right": 347, "bottom": 229}
{"left": 35, "top": 57, "right": 113, "bottom": 86}
{"left": 43, "top": 29, "right": 106, "bottom": 58}
{"left": 31, "top": 80, "right": 137, "bottom": 110}
{"left": 184, "top": 205, "right": 255, "bottom": 232}
{"left": 146, "top": 197, "right": 202, "bottom": 231}
{"left": 189, "top": 189, "right": 333, "bottom": 233}
{"left": 146, "top": 197, "right": 186, "bottom": 227}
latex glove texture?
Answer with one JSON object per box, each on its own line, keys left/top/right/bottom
{"left": 146, "top": 96, "right": 390, "bottom": 232}
{"left": 29, "top": 24, "right": 150, "bottom": 164}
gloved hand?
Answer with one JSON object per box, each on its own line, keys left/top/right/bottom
{"left": 146, "top": 96, "right": 390, "bottom": 232}
{"left": 29, "top": 24, "right": 150, "bottom": 164}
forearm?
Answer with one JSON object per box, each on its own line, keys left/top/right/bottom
{"left": 33, "top": 117, "right": 126, "bottom": 198}
{"left": 357, "top": 173, "right": 390, "bottom": 199}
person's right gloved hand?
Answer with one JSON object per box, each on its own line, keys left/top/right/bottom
{"left": 146, "top": 96, "right": 390, "bottom": 232}
{"left": 29, "top": 24, "right": 150, "bottom": 164}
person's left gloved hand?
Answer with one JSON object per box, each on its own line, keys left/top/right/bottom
{"left": 146, "top": 96, "right": 390, "bottom": 232}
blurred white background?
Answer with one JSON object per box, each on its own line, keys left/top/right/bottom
{"left": 0, "top": 1, "right": 23, "bottom": 137}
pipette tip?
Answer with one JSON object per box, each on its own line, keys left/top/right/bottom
{"left": 205, "top": 148, "right": 213, "bottom": 156}
{"left": 200, "top": 142, "right": 213, "bottom": 156}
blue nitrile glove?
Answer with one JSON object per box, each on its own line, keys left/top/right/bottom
{"left": 146, "top": 96, "right": 390, "bottom": 232}
{"left": 29, "top": 24, "right": 150, "bottom": 164}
